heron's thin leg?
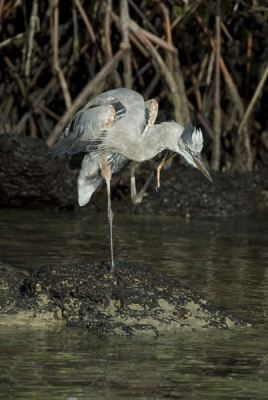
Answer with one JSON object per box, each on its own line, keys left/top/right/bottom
{"left": 101, "top": 157, "right": 115, "bottom": 273}
{"left": 156, "top": 151, "right": 177, "bottom": 189}
{"left": 130, "top": 163, "right": 155, "bottom": 204}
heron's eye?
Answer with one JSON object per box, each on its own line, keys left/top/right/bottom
{"left": 185, "top": 146, "right": 189, "bottom": 151}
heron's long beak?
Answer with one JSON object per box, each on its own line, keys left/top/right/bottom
{"left": 191, "top": 152, "right": 213, "bottom": 182}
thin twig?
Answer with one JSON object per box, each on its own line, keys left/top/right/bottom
{"left": 0, "top": 0, "right": 5, "bottom": 33}
{"left": 53, "top": 0, "right": 72, "bottom": 109}
{"left": 37, "top": 104, "right": 61, "bottom": 121}
{"left": 188, "top": 101, "right": 214, "bottom": 139}
{"left": 220, "top": 21, "right": 233, "bottom": 41}
{"left": 129, "top": 19, "right": 185, "bottom": 123}
{"left": 0, "top": 32, "right": 26, "bottom": 50}
{"left": 3, "top": 55, "right": 27, "bottom": 97}
{"left": 52, "top": 0, "right": 59, "bottom": 71}
{"left": 155, "top": 0, "right": 173, "bottom": 70}
{"left": 171, "top": 0, "right": 201, "bottom": 30}
{"left": 25, "top": 0, "right": 39, "bottom": 85}
{"left": 237, "top": 61, "right": 268, "bottom": 135}
{"left": 211, "top": 0, "right": 221, "bottom": 171}
{"left": 74, "top": 0, "right": 96, "bottom": 42}
{"left": 195, "top": 10, "right": 244, "bottom": 119}
{"left": 72, "top": 0, "right": 79, "bottom": 61}
{"left": 140, "top": 28, "right": 177, "bottom": 54}
{"left": 128, "top": 0, "right": 158, "bottom": 34}
{"left": 105, "top": 0, "right": 113, "bottom": 60}
{"left": 120, "top": 0, "right": 132, "bottom": 88}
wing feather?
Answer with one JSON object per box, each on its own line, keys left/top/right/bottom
{"left": 143, "top": 99, "right": 158, "bottom": 134}
{"left": 48, "top": 97, "right": 127, "bottom": 162}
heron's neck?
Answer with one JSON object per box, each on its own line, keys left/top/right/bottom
{"left": 127, "top": 122, "right": 183, "bottom": 162}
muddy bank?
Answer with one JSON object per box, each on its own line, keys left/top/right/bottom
{"left": 1, "top": 133, "right": 268, "bottom": 217}
{"left": 0, "top": 261, "right": 250, "bottom": 335}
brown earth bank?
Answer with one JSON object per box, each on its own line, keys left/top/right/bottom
{"left": 1, "top": 133, "right": 268, "bottom": 218}
{"left": 0, "top": 261, "right": 250, "bottom": 335}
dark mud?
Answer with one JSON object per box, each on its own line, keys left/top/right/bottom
{"left": 0, "top": 261, "right": 249, "bottom": 335}
{"left": 1, "top": 133, "right": 268, "bottom": 218}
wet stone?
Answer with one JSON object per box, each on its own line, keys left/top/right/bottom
{"left": 0, "top": 261, "right": 250, "bottom": 335}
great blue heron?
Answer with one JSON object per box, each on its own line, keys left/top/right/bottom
{"left": 49, "top": 88, "right": 212, "bottom": 273}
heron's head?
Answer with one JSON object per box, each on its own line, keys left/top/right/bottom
{"left": 177, "top": 123, "right": 212, "bottom": 182}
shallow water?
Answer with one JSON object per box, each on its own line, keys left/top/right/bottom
{"left": 0, "top": 209, "right": 268, "bottom": 399}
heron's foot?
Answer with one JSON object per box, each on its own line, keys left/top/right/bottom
{"left": 89, "top": 262, "right": 135, "bottom": 285}
{"left": 155, "top": 152, "right": 178, "bottom": 189}
{"left": 108, "top": 262, "right": 116, "bottom": 274}
{"left": 156, "top": 156, "right": 167, "bottom": 189}
{"left": 131, "top": 194, "right": 143, "bottom": 204}
{"left": 106, "top": 262, "right": 134, "bottom": 285}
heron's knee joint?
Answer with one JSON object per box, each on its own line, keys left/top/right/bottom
{"left": 132, "top": 196, "right": 142, "bottom": 204}
{"left": 108, "top": 209, "right": 114, "bottom": 220}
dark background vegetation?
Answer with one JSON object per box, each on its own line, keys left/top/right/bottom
{"left": 0, "top": 0, "right": 268, "bottom": 173}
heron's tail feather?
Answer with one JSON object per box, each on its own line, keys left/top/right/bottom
{"left": 77, "top": 173, "right": 103, "bottom": 206}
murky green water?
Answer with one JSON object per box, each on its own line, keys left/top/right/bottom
{"left": 0, "top": 209, "right": 268, "bottom": 399}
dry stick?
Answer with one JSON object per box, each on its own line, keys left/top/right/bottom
{"left": 15, "top": 37, "right": 93, "bottom": 134}
{"left": 188, "top": 101, "right": 214, "bottom": 139}
{"left": 105, "top": 0, "right": 113, "bottom": 60}
{"left": 37, "top": 106, "right": 53, "bottom": 135}
{"left": 192, "top": 53, "right": 209, "bottom": 112}
{"left": 29, "top": 112, "right": 37, "bottom": 137}
{"left": 128, "top": 18, "right": 177, "bottom": 55}
{"left": 46, "top": 49, "right": 125, "bottom": 147}
{"left": 129, "top": 32, "right": 149, "bottom": 58}
{"left": 202, "top": 51, "right": 215, "bottom": 112}
{"left": 0, "top": 0, "right": 4, "bottom": 33}
{"left": 144, "top": 74, "right": 161, "bottom": 100}
{"left": 212, "top": 0, "right": 221, "bottom": 172}
{"left": 104, "top": 5, "right": 121, "bottom": 88}
{"left": 129, "top": 20, "right": 184, "bottom": 123}
{"left": 4, "top": 54, "right": 38, "bottom": 136}
{"left": 74, "top": 0, "right": 96, "bottom": 43}
{"left": 184, "top": 45, "right": 203, "bottom": 112}
{"left": 155, "top": 0, "right": 173, "bottom": 71}
{"left": 237, "top": 62, "right": 268, "bottom": 136}
{"left": 172, "top": 55, "right": 190, "bottom": 125}
{"left": 129, "top": 18, "right": 189, "bottom": 124}
{"left": 246, "top": 32, "right": 253, "bottom": 74}
{"left": 53, "top": 0, "right": 72, "bottom": 109}
{"left": 240, "top": 33, "right": 253, "bottom": 171}
{"left": 195, "top": 11, "right": 244, "bottom": 119}
{"left": 141, "top": 28, "right": 177, "bottom": 54}
{"left": 120, "top": 0, "right": 132, "bottom": 88}
{"left": 220, "top": 21, "right": 233, "bottom": 41}
{"left": 0, "top": 32, "right": 26, "bottom": 49}
{"left": 3, "top": 55, "right": 27, "bottom": 97}
{"left": 111, "top": 11, "right": 153, "bottom": 89}
{"left": 72, "top": 0, "right": 79, "bottom": 62}
{"left": 128, "top": 0, "right": 158, "bottom": 35}
{"left": 131, "top": 53, "right": 146, "bottom": 87}
{"left": 25, "top": 0, "right": 39, "bottom": 85}
{"left": 37, "top": 104, "right": 61, "bottom": 121}
{"left": 16, "top": 76, "right": 59, "bottom": 133}
{"left": 28, "top": 59, "right": 46, "bottom": 90}
{"left": 111, "top": 13, "right": 149, "bottom": 58}
{"left": 130, "top": 14, "right": 188, "bottom": 124}
{"left": 52, "top": 0, "right": 59, "bottom": 68}
{"left": 171, "top": 0, "right": 201, "bottom": 30}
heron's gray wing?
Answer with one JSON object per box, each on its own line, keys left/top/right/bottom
{"left": 65, "top": 99, "right": 127, "bottom": 154}
{"left": 47, "top": 130, "right": 85, "bottom": 160}
{"left": 48, "top": 98, "right": 127, "bottom": 160}
{"left": 143, "top": 99, "right": 158, "bottom": 135}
